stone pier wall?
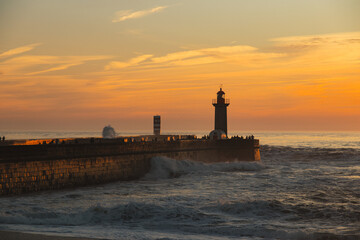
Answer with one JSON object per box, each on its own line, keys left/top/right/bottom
{"left": 0, "top": 155, "right": 151, "bottom": 195}
{"left": 0, "top": 139, "right": 260, "bottom": 195}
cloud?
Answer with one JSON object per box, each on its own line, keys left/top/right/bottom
{"left": 0, "top": 55, "right": 112, "bottom": 75}
{"left": 271, "top": 32, "right": 360, "bottom": 45}
{"left": 105, "top": 45, "right": 284, "bottom": 70}
{"left": 149, "top": 32, "right": 360, "bottom": 69}
{"left": 270, "top": 32, "right": 360, "bottom": 66}
{"left": 151, "top": 50, "right": 204, "bottom": 64}
{"left": 151, "top": 45, "right": 264, "bottom": 66}
{"left": 0, "top": 43, "right": 41, "bottom": 58}
{"left": 112, "top": 6, "right": 167, "bottom": 22}
{"left": 105, "top": 54, "right": 153, "bottom": 70}
{"left": 28, "top": 63, "right": 81, "bottom": 75}
{"left": 152, "top": 45, "right": 257, "bottom": 63}
{"left": 102, "top": 32, "right": 360, "bottom": 74}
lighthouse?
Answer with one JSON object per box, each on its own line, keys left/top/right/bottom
{"left": 212, "top": 88, "right": 230, "bottom": 136}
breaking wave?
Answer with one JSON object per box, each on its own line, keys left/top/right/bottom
{"left": 143, "top": 156, "right": 264, "bottom": 180}
{"left": 1, "top": 199, "right": 359, "bottom": 240}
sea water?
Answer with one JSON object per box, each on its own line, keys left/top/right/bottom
{"left": 0, "top": 132, "right": 359, "bottom": 240}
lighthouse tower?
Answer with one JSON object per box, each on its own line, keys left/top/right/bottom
{"left": 212, "top": 88, "right": 230, "bottom": 136}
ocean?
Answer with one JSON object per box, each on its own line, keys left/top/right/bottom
{"left": 0, "top": 132, "right": 359, "bottom": 240}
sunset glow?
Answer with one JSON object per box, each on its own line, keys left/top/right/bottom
{"left": 1, "top": 0, "right": 359, "bottom": 131}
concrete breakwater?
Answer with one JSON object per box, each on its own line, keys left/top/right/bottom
{"left": 0, "top": 138, "right": 260, "bottom": 195}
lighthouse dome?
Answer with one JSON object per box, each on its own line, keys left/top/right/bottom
{"left": 209, "top": 129, "right": 227, "bottom": 140}
{"left": 102, "top": 125, "right": 116, "bottom": 139}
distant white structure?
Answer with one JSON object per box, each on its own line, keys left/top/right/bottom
{"left": 102, "top": 125, "right": 116, "bottom": 139}
{"left": 209, "top": 129, "right": 227, "bottom": 140}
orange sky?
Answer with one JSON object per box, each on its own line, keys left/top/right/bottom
{"left": 0, "top": 1, "right": 359, "bottom": 132}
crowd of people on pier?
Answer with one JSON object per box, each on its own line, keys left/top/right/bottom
{"left": 231, "top": 135, "right": 255, "bottom": 140}
{"left": 201, "top": 135, "right": 255, "bottom": 140}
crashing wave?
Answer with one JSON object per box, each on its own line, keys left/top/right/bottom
{"left": 143, "top": 156, "right": 264, "bottom": 180}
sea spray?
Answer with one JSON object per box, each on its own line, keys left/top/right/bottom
{"left": 143, "top": 156, "right": 264, "bottom": 180}
{"left": 143, "top": 156, "right": 205, "bottom": 180}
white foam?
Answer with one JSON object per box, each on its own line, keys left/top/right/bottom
{"left": 143, "top": 156, "right": 264, "bottom": 180}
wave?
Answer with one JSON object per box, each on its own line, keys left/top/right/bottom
{"left": 215, "top": 199, "right": 360, "bottom": 223}
{"left": 0, "top": 201, "right": 208, "bottom": 227}
{"left": 142, "top": 156, "right": 264, "bottom": 180}
{"left": 1, "top": 199, "right": 358, "bottom": 240}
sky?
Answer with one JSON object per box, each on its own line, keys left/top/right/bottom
{"left": 0, "top": 0, "right": 359, "bottom": 132}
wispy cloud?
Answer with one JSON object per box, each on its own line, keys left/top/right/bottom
{"left": 270, "top": 32, "right": 360, "bottom": 65}
{"left": 105, "top": 45, "right": 284, "bottom": 70}
{"left": 104, "top": 32, "right": 360, "bottom": 71}
{"left": 0, "top": 43, "right": 41, "bottom": 58}
{"left": 271, "top": 32, "right": 360, "bottom": 46}
{"left": 0, "top": 55, "right": 112, "bottom": 75}
{"left": 28, "top": 63, "right": 82, "bottom": 75}
{"left": 151, "top": 45, "right": 263, "bottom": 66}
{"left": 105, "top": 54, "right": 153, "bottom": 70}
{"left": 112, "top": 6, "right": 167, "bottom": 22}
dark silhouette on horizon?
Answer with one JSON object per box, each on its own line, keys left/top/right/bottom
{"left": 212, "top": 88, "right": 230, "bottom": 136}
